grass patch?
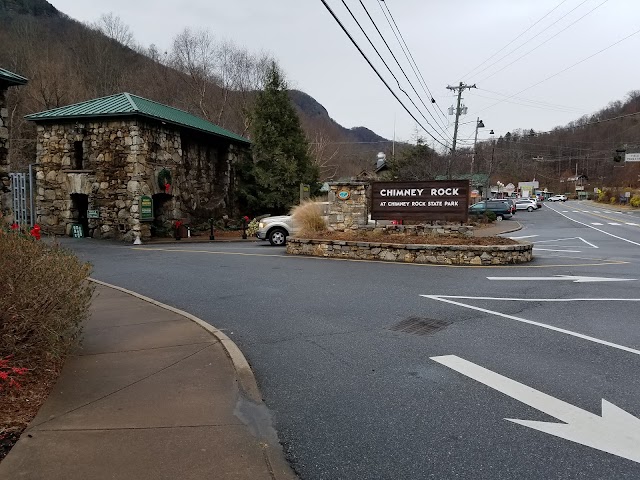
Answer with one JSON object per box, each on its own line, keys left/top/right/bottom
{"left": 290, "top": 200, "right": 326, "bottom": 236}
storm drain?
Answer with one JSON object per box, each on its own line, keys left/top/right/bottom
{"left": 389, "top": 317, "right": 452, "bottom": 336}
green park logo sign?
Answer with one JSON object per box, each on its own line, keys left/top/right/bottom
{"left": 371, "top": 180, "right": 470, "bottom": 222}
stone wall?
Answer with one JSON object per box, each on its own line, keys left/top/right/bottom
{"left": 287, "top": 238, "right": 533, "bottom": 265}
{"left": 35, "top": 118, "right": 242, "bottom": 240}
{"left": 327, "top": 182, "right": 368, "bottom": 230}
{"left": 0, "top": 87, "right": 10, "bottom": 220}
{"left": 360, "top": 224, "right": 473, "bottom": 237}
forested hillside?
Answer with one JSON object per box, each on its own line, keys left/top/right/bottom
{"left": 0, "top": 0, "right": 390, "bottom": 178}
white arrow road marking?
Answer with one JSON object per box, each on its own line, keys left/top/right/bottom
{"left": 431, "top": 355, "right": 640, "bottom": 464}
{"left": 486, "top": 275, "right": 635, "bottom": 283}
{"left": 421, "top": 295, "right": 640, "bottom": 356}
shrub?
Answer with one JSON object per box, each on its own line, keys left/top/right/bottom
{"left": 0, "top": 232, "right": 94, "bottom": 365}
{"left": 290, "top": 200, "right": 327, "bottom": 236}
{"left": 484, "top": 210, "right": 497, "bottom": 222}
{"left": 630, "top": 195, "right": 640, "bottom": 208}
{"left": 610, "top": 196, "right": 618, "bottom": 205}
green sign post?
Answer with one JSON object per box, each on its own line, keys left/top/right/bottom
{"left": 140, "top": 196, "right": 154, "bottom": 222}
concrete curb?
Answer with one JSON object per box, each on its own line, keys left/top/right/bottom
{"left": 496, "top": 221, "right": 523, "bottom": 235}
{"left": 88, "top": 278, "right": 262, "bottom": 404}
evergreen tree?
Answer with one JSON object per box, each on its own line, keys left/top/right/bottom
{"left": 238, "top": 62, "right": 318, "bottom": 214}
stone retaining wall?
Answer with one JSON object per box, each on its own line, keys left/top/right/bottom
{"left": 287, "top": 238, "right": 533, "bottom": 265}
{"left": 362, "top": 224, "right": 473, "bottom": 237}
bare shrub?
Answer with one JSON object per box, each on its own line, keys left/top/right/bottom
{"left": 0, "top": 233, "right": 94, "bottom": 365}
{"left": 290, "top": 201, "right": 327, "bottom": 236}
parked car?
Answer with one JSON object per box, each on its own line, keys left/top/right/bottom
{"left": 547, "top": 194, "right": 567, "bottom": 202}
{"left": 514, "top": 199, "right": 539, "bottom": 212}
{"left": 469, "top": 200, "right": 513, "bottom": 221}
{"left": 256, "top": 215, "right": 294, "bottom": 246}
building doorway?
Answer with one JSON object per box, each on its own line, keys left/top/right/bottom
{"left": 151, "top": 193, "right": 172, "bottom": 237}
{"left": 70, "top": 193, "right": 88, "bottom": 237}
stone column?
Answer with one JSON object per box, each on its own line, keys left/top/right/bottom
{"left": 327, "top": 182, "right": 369, "bottom": 231}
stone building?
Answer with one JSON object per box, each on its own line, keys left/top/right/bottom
{"left": 0, "top": 67, "right": 28, "bottom": 220}
{"left": 26, "top": 93, "right": 250, "bottom": 240}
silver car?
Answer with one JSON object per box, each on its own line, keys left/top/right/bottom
{"left": 256, "top": 216, "right": 294, "bottom": 246}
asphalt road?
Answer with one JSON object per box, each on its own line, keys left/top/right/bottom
{"left": 62, "top": 200, "right": 640, "bottom": 479}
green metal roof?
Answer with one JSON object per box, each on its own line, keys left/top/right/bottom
{"left": 0, "top": 67, "right": 28, "bottom": 86}
{"left": 25, "top": 92, "right": 250, "bottom": 145}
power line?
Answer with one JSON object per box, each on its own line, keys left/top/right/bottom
{"left": 471, "top": 0, "right": 591, "bottom": 81}
{"left": 352, "top": 0, "right": 450, "bottom": 138}
{"left": 319, "top": 0, "right": 449, "bottom": 149}
{"left": 358, "top": 0, "right": 449, "bottom": 133}
{"left": 461, "top": 0, "right": 570, "bottom": 80}
{"left": 476, "top": 27, "right": 640, "bottom": 115}
{"left": 471, "top": 92, "right": 585, "bottom": 114}
{"left": 478, "top": 0, "right": 609, "bottom": 84}
{"left": 378, "top": 0, "right": 449, "bottom": 122}
{"left": 477, "top": 88, "right": 582, "bottom": 111}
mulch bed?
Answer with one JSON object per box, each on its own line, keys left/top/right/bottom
{"left": 298, "top": 231, "right": 518, "bottom": 246}
{"left": 0, "top": 356, "right": 64, "bottom": 463}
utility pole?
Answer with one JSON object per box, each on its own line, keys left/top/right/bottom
{"left": 447, "top": 82, "right": 477, "bottom": 154}
{"left": 471, "top": 117, "right": 484, "bottom": 175}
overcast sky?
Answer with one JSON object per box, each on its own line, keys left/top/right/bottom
{"left": 49, "top": 0, "right": 640, "bottom": 151}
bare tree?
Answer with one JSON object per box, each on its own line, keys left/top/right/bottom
{"left": 308, "top": 131, "right": 340, "bottom": 180}
{"left": 92, "top": 13, "right": 135, "bottom": 48}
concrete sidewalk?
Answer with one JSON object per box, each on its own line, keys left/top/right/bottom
{"left": 0, "top": 282, "right": 295, "bottom": 480}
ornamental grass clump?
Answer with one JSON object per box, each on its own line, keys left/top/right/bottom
{"left": 290, "top": 200, "right": 327, "bottom": 237}
{"left": 0, "top": 232, "right": 93, "bottom": 365}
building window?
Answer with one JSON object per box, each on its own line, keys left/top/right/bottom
{"left": 74, "top": 141, "right": 84, "bottom": 170}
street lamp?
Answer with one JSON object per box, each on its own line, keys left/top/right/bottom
{"left": 471, "top": 117, "right": 485, "bottom": 175}
{"left": 486, "top": 130, "right": 495, "bottom": 199}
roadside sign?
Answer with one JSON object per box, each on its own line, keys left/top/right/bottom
{"left": 371, "top": 180, "right": 469, "bottom": 222}
{"left": 140, "top": 195, "right": 154, "bottom": 222}
{"left": 87, "top": 209, "right": 99, "bottom": 219}
{"left": 625, "top": 192, "right": 632, "bottom": 198}
{"left": 71, "top": 224, "right": 84, "bottom": 238}
{"left": 625, "top": 153, "right": 640, "bottom": 162}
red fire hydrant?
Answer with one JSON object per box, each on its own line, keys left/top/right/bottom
{"left": 30, "top": 224, "right": 41, "bottom": 240}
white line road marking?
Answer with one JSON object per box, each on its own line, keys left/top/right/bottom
{"left": 424, "top": 296, "right": 640, "bottom": 302}
{"left": 534, "top": 248, "right": 582, "bottom": 253}
{"left": 546, "top": 205, "right": 640, "bottom": 247}
{"left": 486, "top": 275, "right": 635, "bottom": 283}
{"left": 562, "top": 210, "right": 569, "bottom": 213}
{"left": 431, "top": 355, "right": 640, "bottom": 464}
{"left": 592, "top": 222, "right": 603, "bottom": 225}
{"left": 608, "top": 223, "right": 621, "bottom": 226}
{"left": 626, "top": 223, "right": 639, "bottom": 226}
{"left": 531, "top": 237, "right": 598, "bottom": 251}
{"left": 572, "top": 210, "right": 580, "bottom": 212}
{"left": 421, "top": 295, "right": 640, "bottom": 356}
{"left": 508, "top": 235, "right": 539, "bottom": 240}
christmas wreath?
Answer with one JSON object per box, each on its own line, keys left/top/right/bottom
{"left": 158, "top": 169, "right": 172, "bottom": 193}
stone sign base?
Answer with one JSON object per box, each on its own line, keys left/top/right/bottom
{"left": 286, "top": 238, "right": 533, "bottom": 266}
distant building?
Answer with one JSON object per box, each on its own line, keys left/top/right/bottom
{"left": 26, "top": 93, "right": 250, "bottom": 240}
{"left": 0, "top": 67, "right": 28, "bottom": 221}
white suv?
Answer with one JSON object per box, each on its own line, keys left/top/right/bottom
{"left": 514, "top": 199, "right": 539, "bottom": 211}
{"left": 547, "top": 194, "right": 567, "bottom": 202}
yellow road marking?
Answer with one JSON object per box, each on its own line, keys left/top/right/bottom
{"left": 131, "top": 247, "right": 628, "bottom": 269}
